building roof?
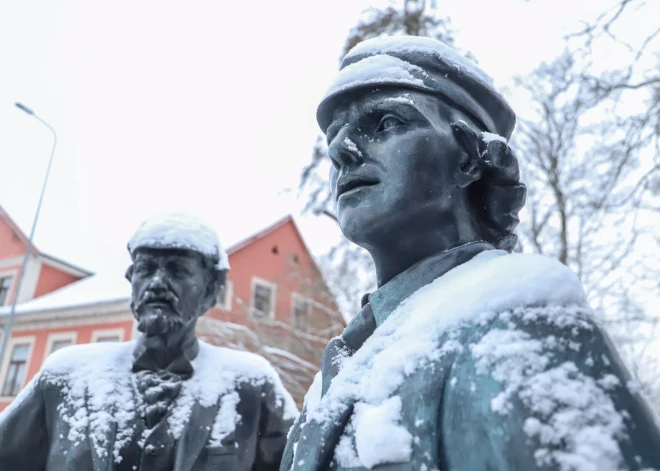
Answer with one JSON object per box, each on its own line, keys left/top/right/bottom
{"left": 226, "top": 215, "right": 294, "bottom": 255}
{"left": 0, "top": 205, "right": 94, "bottom": 278}
{"left": 0, "top": 205, "right": 38, "bottom": 255}
{"left": 39, "top": 252, "right": 94, "bottom": 278}
{"left": 0, "top": 273, "right": 131, "bottom": 316}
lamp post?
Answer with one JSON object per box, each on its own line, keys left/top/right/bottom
{"left": 0, "top": 103, "right": 57, "bottom": 367}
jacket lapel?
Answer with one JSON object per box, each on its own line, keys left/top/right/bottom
{"left": 174, "top": 400, "right": 218, "bottom": 471}
{"left": 89, "top": 420, "right": 118, "bottom": 471}
{"left": 292, "top": 402, "right": 354, "bottom": 471}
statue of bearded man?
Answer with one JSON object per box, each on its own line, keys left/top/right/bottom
{"left": 0, "top": 211, "right": 297, "bottom": 471}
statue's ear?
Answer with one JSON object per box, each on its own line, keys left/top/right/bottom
{"left": 454, "top": 152, "right": 483, "bottom": 188}
{"left": 202, "top": 268, "right": 227, "bottom": 312}
{"left": 451, "top": 120, "right": 485, "bottom": 189}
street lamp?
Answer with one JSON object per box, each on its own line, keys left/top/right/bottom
{"left": 0, "top": 103, "right": 58, "bottom": 366}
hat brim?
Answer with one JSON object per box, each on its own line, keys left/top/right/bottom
{"left": 316, "top": 52, "right": 515, "bottom": 139}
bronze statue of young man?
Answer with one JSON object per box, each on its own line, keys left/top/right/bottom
{"left": 281, "top": 36, "right": 660, "bottom": 470}
{"left": 0, "top": 212, "right": 297, "bottom": 471}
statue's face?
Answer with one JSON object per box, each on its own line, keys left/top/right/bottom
{"left": 129, "top": 248, "right": 212, "bottom": 336}
{"left": 326, "top": 89, "right": 475, "bottom": 248}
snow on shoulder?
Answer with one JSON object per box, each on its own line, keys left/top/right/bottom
{"left": 9, "top": 339, "right": 296, "bottom": 463}
{"left": 169, "top": 341, "right": 299, "bottom": 445}
{"left": 39, "top": 341, "right": 138, "bottom": 459}
{"left": 128, "top": 211, "right": 229, "bottom": 270}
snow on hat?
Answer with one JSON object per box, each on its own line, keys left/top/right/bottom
{"left": 317, "top": 36, "right": 516, "bottom": 139}
{"left": 128, "top": 211, "right": 230, "bottom": 270}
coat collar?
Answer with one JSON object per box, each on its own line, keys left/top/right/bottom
{"left": 367, "top": 241, "right": 494, "bottom": 326}
{"left": 132, "top": 335, "right": 199, "bottom": 378}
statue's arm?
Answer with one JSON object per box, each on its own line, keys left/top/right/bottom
{"left": 0, "top": 374, "right": 49, "bottom": 470}
{"left": 440, "top": 309, "right": 660, "bottom": 471}
{"left": 253, "top": 380, "right": 297, "bottom": 471}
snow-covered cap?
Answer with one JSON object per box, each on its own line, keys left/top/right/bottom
{"left": 128, "top": 211, "right": 230, "bottom": 270}
{"left": 317, "top": 36, "right": 516, "bottom": 139}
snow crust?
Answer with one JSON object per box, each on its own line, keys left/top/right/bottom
{"left": 324, "top": 54, "right": 426, "bottom": 100}
{"left": 470, "top": 308, "right": 630, "bottom": 471}
{"left": 296, "top": 250, "right": 598, "bottom": 469}
{"left": 353, "top": 396, "right": 412, "bottom": 468}
{"left": 343, "top": 137, "right": 362, "bottom": 157}
{"left": 208, "top": 391, "right": 241, "bottom": 447}
{"left": 346, "top": 35, "right": 495, "bottom": 88}
{"left": 335, "top": 422, "right": 362, "bottom": 468}
{"left": 482, "top": 131, "right": 507, "bottom": 144}
{"left": 0, "top": 273, "right": 130, "bottom": 315}
{"left": 384, "top": 93, "right": 415, "bottom": 105}
{"left": 128, "top": 211, "right": 229, "bottom": 270}
{"left": 9, "top": 339, "right": 296, "bottom": 462}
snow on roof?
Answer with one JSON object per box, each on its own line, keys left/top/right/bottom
{"left": 128, "top": 211, "right": 229, "bottom": 270}
{"left": 0, "top": 272, "right": 131, "bottom": 316}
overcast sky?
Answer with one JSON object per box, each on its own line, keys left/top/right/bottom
{"left": 1, "top": 0, "right": 656, "bottom": 297}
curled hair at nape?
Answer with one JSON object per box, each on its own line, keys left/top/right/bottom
{"left": 471, "top": 140, "right": 527, "bottom": 253}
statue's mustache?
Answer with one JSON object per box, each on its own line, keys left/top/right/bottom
{"left": 136, "top": 290, "right": 179, "bottom": 313}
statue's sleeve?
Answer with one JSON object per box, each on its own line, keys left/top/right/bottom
{"left": 278, "top": 404, "right": 306, "bottom": 471}
{"left": 253, "top": 380, "right": 297, "bottom": 471}
{"left": 440, "top": 307, "right": 660, "bottom": 471}
{"left": 0, "top": 373, "right": 49, "bottom": 470}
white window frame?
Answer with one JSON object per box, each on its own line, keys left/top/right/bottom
{"left": 250, "top": 277, "right": 277, "bottom": 320}
{"left": 43, "top": 331, "right": 78, "bottom": 362}
{"left": 216, "top": 280, "right": 233, "bottom": 311}
{"left": 291, "top": 293, "right": 312, "bottom": 330}
{"left": 91, "top": 328, "right": 125, "bottom": 343}
{"left": 0, "top": 335, "right": 36, "bottom": 401}
{"left": 0, "top": 270, "right": 17, "bottom": 307}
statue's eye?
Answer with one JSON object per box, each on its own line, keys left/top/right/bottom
{"left": 377, "top": 115, "right": 402, "bottom": 132}
{"left": 171, "top": 265, "right": 190, "bottom": 277}
{"left": 135, "top": 263, "right": 155, "bottom": 275}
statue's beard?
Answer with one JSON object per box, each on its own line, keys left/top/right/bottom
{"left": 133, "top": 291, "right": 186, "bottom": 337}
{"left": 136, "top": 309, "right": 185, "bottom": 336}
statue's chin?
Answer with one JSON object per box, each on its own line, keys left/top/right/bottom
{"left": 337, "top": 214, "right": 375, "bottom": 249}
{"left": 137, "top": 311, "right": 185, "bottom": 337}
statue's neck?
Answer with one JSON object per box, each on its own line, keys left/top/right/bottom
{"left": 369, "top": 215, "right": 481, "bottom": 287}
{"left": 140, "top": 320, "right": 199, "bottom": 368}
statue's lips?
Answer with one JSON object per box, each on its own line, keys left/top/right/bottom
{"left": 337, "top": 176, "right": 380, "bottom": 198}
{"left": 145, "top": 301, "right": 175, "bottom": 311}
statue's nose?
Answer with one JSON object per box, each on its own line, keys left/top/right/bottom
{"left": 328, "top": 126, "right": 364, "bottom": 169}
{"left": 147, "top": 270, "right": 167, "bottom": 290}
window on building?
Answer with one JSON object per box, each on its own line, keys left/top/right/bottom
{"left": 51, "top": 340, "right": 73, "bottom": 353}
{"left": 292, "top": 295, "right": 311, "bottom": 330}
{"left": 0, "top": 276, "right": 13, "bottom": 306}
{"left": 252, "top": 280, "right": 275, "bottom": 318}
{"left": 91, "top": 329, "right": 124, "bottom": 343}
{"left": 2, "top": 344, "right": 30, "bottom": 396}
